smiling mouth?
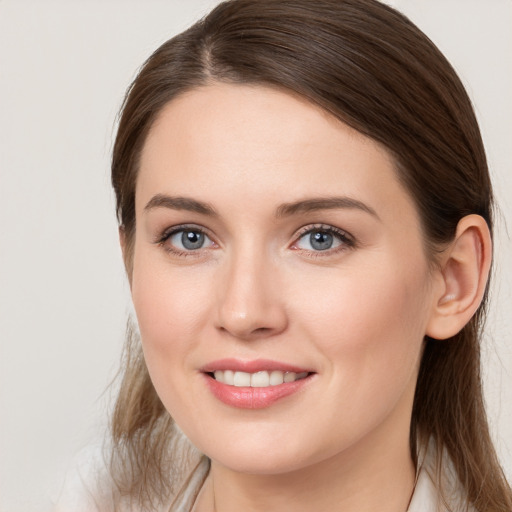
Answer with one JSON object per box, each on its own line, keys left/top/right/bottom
{"left": 207, "top": 370, "right": 310, "bottom": 387}
{"left": 203, "top": 364, "right": 315, "bottom": 409}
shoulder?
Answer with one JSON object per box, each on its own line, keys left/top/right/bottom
{"left": 53, "top": 441, "right": 209, "bottom": 512}
{"left": 53, "top": 444, "right": 114, "bottom": 512}
{"left": 408, "top": 440, "right": 475, "bottom": 512}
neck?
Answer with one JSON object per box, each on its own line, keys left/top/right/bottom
{"left": 194, "top": 409, "right": 416, "bottom": 512}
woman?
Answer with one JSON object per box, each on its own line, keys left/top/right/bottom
{"left": 65, "top": 0, "right": 511, "bottom": 510}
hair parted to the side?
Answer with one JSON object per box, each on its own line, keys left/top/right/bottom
{"left": 110, "top": 0, "right": 511, "bottom": 510}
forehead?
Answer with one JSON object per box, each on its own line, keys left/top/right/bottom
{"left": 137, "top": 83, "right": 417, "bottom": 224}
{"left": 142, "top": 83, "right": 381, "bottom": 166}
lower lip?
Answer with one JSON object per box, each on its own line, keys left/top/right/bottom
{"left": 204, "top": 373, "right": 313, "bottom": 409}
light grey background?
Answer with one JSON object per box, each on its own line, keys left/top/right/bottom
{"left": 0, "top": 1, "right": 510, "bottom": 511}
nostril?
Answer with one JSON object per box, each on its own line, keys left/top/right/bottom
{"left": 217, "top": 323, "right": 283, "bottom": 340}
{"left": 254, "top": 327, "right": 271, "bottom": 334}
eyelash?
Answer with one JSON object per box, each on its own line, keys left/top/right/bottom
{"left": 290, "top": 224, "right": 355, "bottom": 258}
{"left": 155, "top": 223, "right": 355, "bottom": 258}
{"left": 155, "top": 224, "right": 215, "bottom": 258}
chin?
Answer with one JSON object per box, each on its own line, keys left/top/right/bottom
{"left": 211, "top": 449, "right": 312, "bottom": 475}
{"left": 189, "top": 425, "right": 333, "bottom": 475}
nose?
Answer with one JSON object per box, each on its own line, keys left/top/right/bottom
{"left": 215, "top": 250, "right": 288, "bottom": 341}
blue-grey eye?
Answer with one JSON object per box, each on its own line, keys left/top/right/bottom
{"left": 169, "top": 230, "right": 210, "bottom": 250}
{"left": 296, "top": 229, "right": 343, "bottom": 251}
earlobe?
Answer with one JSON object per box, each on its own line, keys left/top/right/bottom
{"left": 426, "top": 215, "right": 492, "bottom": 340}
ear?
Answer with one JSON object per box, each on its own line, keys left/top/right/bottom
{"left": 426, "top": 214, "right": 492, "bottom": 340}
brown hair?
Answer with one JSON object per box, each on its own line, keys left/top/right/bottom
{"left": 110, "top": 0, "right": 511, "bottom": 510}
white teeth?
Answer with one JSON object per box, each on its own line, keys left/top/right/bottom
{"left": 284, "top": 371, "right": 296, "bottom": 383}
{"left": 233, "top": 371, "right": 251, "bottom": 387}
{"left": 251, "top": 371, "right": 270, "bottom": 387}
{"left": 269, "top": 370, "right": 284, "bottom": 385}
{"left": 224, "top": 369, "right": 234, "bottom": 385}
{"left": 212, "top": 370, "right": 309, "bottom": 387}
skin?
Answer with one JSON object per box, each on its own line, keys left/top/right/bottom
{"left": 126, "top": 83, "right": 491, "bottom": 511}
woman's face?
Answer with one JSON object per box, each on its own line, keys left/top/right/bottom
{"left": 131, "top": 84, "right": 437, "bottom": 474}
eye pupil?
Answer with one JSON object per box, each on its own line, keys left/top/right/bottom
{"left": 310, "top": 231, "right": 333, "bottom": 251}
{"left": 182, "top": 231, "right": 205, "bottom": 250}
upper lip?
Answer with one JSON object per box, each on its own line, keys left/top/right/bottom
{"left": 200, "top": 358, "right": 313, "bottom": 374}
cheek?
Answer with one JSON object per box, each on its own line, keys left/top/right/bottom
{"left": 130, "top": 249, "right": 213, "bottom": 376}
{"left": 294, "top": 257, "right": 428, "bottom": 335}
{"left": 288, "top": 255, "right": 430, "bottom": 399}
{"left": 130, "top": 251, "right": 220, "bottom": 435}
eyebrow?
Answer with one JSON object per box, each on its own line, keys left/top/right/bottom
{"left": 144, "top": 194, "right": 379, "bottom": 220}
{"left": 276, "top": 196, "right": 380, "bottom": 220}
{"left": 144, "top": 194, "right": 218, "bottom": 216}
